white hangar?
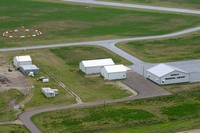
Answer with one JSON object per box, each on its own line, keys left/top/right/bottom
{"left": 101, "top": 65, "right": 127, "bottom": 80}
{"left": 147, "top": 63, "right": 189, "bottom": 85}
{"left": 19, "top": 65, "right": 39, "bottom": 76}
{"left": 13, "top": 55, "right": 32, "bottom": 68}
{"left": 79, "top": 58, "right": 115, "bottom": 74}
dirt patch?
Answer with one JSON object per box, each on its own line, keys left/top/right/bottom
{"left": 0, "top": 61, "right": 31, "bottom": 95}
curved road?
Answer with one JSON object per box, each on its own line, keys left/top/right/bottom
{"left": 2, "top": 0, "right": 199, "bottom": 132}
{"left": 62, "top": 0, "right": 200, "bottom": 15}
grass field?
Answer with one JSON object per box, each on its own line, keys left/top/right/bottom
{"left": 24, "top": 70, "right": 75, "bottom": 109}
{"left": 102, "top": 0, "right": 200, "bottom": 9}
{"left": 32, "top": 83, "right": 200, "bottom": 132}
{"left": 0, "top": 89, "right": 25, "bottom": 122}
{"left": 38, "top": 46, "right": 132, "bottom": 102}
{"left": 117, "top": 31, "right": 200, "bottom": 63}
{"left": 0, "top": 0, "right": 200, "bottom": 48}
{"left": 0, "top": 125, "right": 28, "bottom": 133}
{"left": 0, "top": 45, "right": 131, "bottom": 108}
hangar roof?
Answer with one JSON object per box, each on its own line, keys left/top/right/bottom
{"left": 15, "top": 55, "right": 32, "bottom": 62}
{"left": 103, "top": 64, "right": 127, "bottom": 73}
{"left": 147, "top": 63, "right": 187, "bottom": 77}
{"left": 81, "top": 58, "right": 115, "bottom": 67}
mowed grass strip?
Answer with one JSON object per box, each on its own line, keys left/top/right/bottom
{"left": 117, "top": 31, "right": 200, "bottom": 63}
{"left": 32, "top": 106, "right": 158, "bottom": 133}
{"left": 0, "top": 0, "right": 200, "bottom": 47}
{"left": 102, "top": 0, "right": 200, "bottom": 10}
{"left": 32, "top": 84, "right": 200, "bottom": 132}
{"left": 0, "top": 125, "right": 29, "bottom": 133}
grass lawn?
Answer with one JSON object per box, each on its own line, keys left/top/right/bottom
{"left": 24, "top": 70, "right": 75, "bottom": 109}
{"left": 110, "top": 118, "right": 200, "bottom": 133}
{"left": 0, "top": 125, "right": 29, "bottom": 133}
{"left": 32, "top": 83, "right": 200, "bottom": 132}
{"left": 0, "top": 45, "right": 132, "bottom": 107}
{"left": 102, "top": 0, "right": 200, "bottom": 10}
{"left": 0, "top": 0, "right": 200, "bottom": 48}
{"left": 32, "top": 106, "right": 159, "bottom": 133}
{"left": 0, "top": 89, "right": 25, "bottom": 122}
{"left": 117, "top": 31, "right": 200, "bottom": 63}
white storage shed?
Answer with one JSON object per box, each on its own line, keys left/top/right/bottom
{"left": 13, "top": 55, "right": 32, "bottom": 68}
{"left": 101, "top": 65, "right": 127, "bottom": 80}
{"left": 79, "top": 58, "right": 115, "bottom": 74}
{"left": 147, "top": 64, "right": 189, "bottom": 85}
{"left": 41, "top": 87, "right": 59, "bottom": 98}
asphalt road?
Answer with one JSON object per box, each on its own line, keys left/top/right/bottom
{"left": 1, "top": 27, "right": 200, "bottom": 81}
{"left": 19, "top": 72, "right": 171, "bottom": 133}
{"left": 178, "top": 129, "right": 200, "bottom": 133}
{"left": 3, "top": 0, "right": 200, "bottom": 132}
{"left": 62, "top": 0, "right": 200, "bottom": 15}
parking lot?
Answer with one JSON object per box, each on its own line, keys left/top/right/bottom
{"left": 121, "top": 72, "right": 171, "bottom": 99}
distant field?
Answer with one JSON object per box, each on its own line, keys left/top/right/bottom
{"left": 0, "top": 125, "right": 28, "bottom": 133}
{"left": 1, "top": 46, "right": 131, "bottom": 105}
{"left": 102, "top": 0, "right": 200, "bottom": 9}
{"left": 32, "top": 83, "right": 200, "bottom": 132}
{"left": 117, "top": 31, "right": 200, "bottom": 63}
{"left": 0, "top": 0, "right": 200, "bottom": 48}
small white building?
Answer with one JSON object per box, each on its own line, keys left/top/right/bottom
{"left": 42, "top": 78, "right": 49, "bottom": 83}
{"left": 13, "top": 55, "right": 32, "bottom": 68}
{"left": 147, "top": 64, "right": 189, "bottom": 85}
{"left": 41, "top": 87, "right": 59, "bottom": 98}
{"left": 101, "top": 65, "right": 127, "bottom": 80}
{"left": 79, "top": 58, "right": 115, "bottom": 74}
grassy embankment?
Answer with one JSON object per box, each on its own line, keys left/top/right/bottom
{"left": 0, "top": 45, "right": 131, "bottom": 110}
{"left": 117, "top": 31, "right": 200, "bottom": 63}
{"left": 0, "top": 125, "right": 28, "bottom": 133}
{"left": 102, "top": 0, "right": 200, "bottom": 9}
{"left": 0, "top": 89, "right": 25, "bottom": 122}
{"left": 0, "top": 0, "right": 200, "bottom": 48}
{"left": 32, "top": 83, "right": 200, "bottom": 132}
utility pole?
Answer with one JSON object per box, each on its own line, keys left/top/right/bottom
{"left": 103, "top": 100, "right": 106, "bottom": 124}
